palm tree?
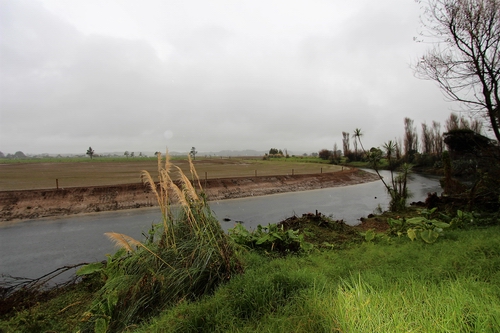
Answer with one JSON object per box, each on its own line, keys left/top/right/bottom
{"left": 353, "top": 128, "right": 366, "bottom": 153}
{"left": 383, "top": 140, "right": 396, "bottom": 168}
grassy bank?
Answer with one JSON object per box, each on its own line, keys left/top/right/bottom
{"left": 134, "top": 225, "right": 500, "bottom": 333}
{"left": 2, "top": 223, "right": 499, "bottom": 332}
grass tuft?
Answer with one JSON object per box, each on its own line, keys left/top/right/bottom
{"left": 77, "top": 152, "right": 244, "bottom": 332}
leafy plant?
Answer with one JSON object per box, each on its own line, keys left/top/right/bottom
{"left": 450, "top": 210, "right": 475, "bottom": 229}
{"left": 228, "top": 223, "right": 313, "bottom": 253}
{"left": 388, "top": 208, "right": 450, "bottom": 243}
{"left": 362, "top": 229, "right": 376, "bottom": 242}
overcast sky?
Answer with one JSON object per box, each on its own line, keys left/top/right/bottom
{"left": 0, "top": 0, "right": 456, "bottom": 155}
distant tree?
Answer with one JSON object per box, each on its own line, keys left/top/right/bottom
{"left": 421, "top": 122, "right": 433, "bottom": 155}
{"left": 14, "top": 151, "right": 26, "bottom": 159}
{"left": 124, "top": 151, "right": 129, "bottom": 158}
{"left": 139, "top": 152, "right": 143, "bottom": 157}
{"left": 318, "top": 149, "right": 332, "bottom": 160}
{"left": 351, "top": 131, "right": 358, "bottom": 156}
{"left": 395, "top": 138, "right": 403, "bottom": 160}
{"left": 353, "top": 128, "right": 365, "bottom": 153}
{"left": 154, "top": 151, "right": 161, "bottom": 156}
{"left": 0, "top": 151, "right": 4, "bottom": 158}
{"left": 341, "top": 132, "right": 350, "bottom": 156}
{"left": 414, "top": 0, "right": 500, "bottom": 142}
{"left": 432, "top": 121, "right": 444, "bottom": 156}
{"left": 445, "top": 112, "right": 484, "bottom": 134}
{"left": 86, "top": 147, "right": 95, "bottom": 159}
{"left": 403, "top": 118, "right": 418, "bottom": 161}
{"left": 190, "top": 147, "right": 197, "bottom": 160}
{"left": 269, "top": 148, "right": 279, "bottom": 155}
{"left": 130, "top": 152, "right": 135, "bottom": 157}
{"left": 332, "top": 143, "right": 340, "bottom": 164}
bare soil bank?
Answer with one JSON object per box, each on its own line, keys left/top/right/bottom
{"left": 0, "top": 169, "right": 378, "bottom": 222}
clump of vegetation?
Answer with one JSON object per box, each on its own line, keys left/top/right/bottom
{"left": 229, "top": 223, "right": 313, "bottom": 254}
{"left": 76, "top": 153, "right": 244, "bottom": 332}
{"left": 388, "top": 207, "right": 450, "bottom": 243}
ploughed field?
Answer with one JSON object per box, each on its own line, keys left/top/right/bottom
{"left": 0, "top": 157, "right": 343, "bottom": 191}
{"left": 0, "top": 158, "right": 378, "bottom": 221}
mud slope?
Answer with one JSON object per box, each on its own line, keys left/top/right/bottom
{"left": 0, "top": 169, "right": 378, "bottom": 222}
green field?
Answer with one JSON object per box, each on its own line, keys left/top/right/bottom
{"left": 0, "top": 157, "right": 343, "bottom": 191}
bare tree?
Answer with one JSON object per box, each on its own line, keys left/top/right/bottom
{"left": 396, "top": 137, "right": 403, "bottom": 160}
{"left": 432, "top": 121, "right": 444, "bottom": 155}
{"left": 404, "top": 117, "right": 418, "bottom": 158}
{"left": 414, "top": 0, "right": 500, "bottom": 142}
{"left": 342, "top": 132, "right": 350, "bottom": 156}
{"left": 445, "top": 113, "right": 461, "bottom": 131}
{"left": 421, "top": 122, "right": 434, "bottom": 154}
{"left": 445, "top": 112, "right": 484, "bottom": 133}
{"left": 333, "top": 142, "right": 339, "bottom": 161}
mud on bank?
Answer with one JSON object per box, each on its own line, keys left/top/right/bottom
{"left": 0, "top": 169, "right": 378, "bottom": 222}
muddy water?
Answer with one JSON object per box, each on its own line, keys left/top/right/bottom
{"left": 0, "top": 171, "right": 441, "bottom": 280}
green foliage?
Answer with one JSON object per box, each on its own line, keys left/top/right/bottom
{"left": 135, "top": 225, "right": 500, "bottom": 332}
{"left": 228, "top": 223, "right": 313, "bottom": 253}
{"left": 362, "top": 229, "right": 376, "bottom": 242}
{"left": 388, "top": 208, "right": 450, "bottom": 243}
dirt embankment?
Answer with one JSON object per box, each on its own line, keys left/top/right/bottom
{"left": 0, "top": 169, "right": 378, "bottom": 222}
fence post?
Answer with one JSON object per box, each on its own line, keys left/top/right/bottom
{"left": 56, "top": 179, "right": 59, "bottom": 190}
{"left": 321, "top": 168, "right": 322, "bottom": 174}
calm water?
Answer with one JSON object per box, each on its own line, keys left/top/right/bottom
{"left": 0, "top": 171, "right": 441, "bottom": 279}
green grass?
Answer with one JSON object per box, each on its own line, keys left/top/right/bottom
{"left": 2, "top": 225, "right": 499, "bottom": 332}
{"left": 130, "top": 226, "right": 500, "bottom": 333}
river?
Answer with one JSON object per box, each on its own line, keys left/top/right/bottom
{"left": 0, "top": 171, "right": 441, "bottom": 280}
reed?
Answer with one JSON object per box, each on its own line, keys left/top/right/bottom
{"left": 79, "top": 152, "right": 243, "bottom": 333}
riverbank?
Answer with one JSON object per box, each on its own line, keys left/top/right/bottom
{"left": 0, "top": 168, "right": 378, "bottom": 222}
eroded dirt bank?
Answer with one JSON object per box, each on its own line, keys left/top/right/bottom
{"left": 0, "top": 169, "right": 378, "bottom": 222}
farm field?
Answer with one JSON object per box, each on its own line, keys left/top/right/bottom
{"left": 0, "top": 157, "right": 343, "bottom": 191}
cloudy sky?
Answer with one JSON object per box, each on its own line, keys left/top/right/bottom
{"left": 0, "top": 0, "right": 455, "bottom": 155}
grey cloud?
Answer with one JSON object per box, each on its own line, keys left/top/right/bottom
{"left": 1, "top": 0, "right": 453, "bottom": 155}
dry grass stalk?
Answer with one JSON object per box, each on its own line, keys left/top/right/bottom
{"left": 105, "top": 232, "right": 174, "bottom": 269}
{"left": 105, "top": 232, "right": 142, "bottom": 253}
{"left": 188, "top": 154, "right": 202, "bottom": 191}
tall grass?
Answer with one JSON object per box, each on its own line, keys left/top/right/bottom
{"left": 78, "top": 153, "right": 243, "bottom": 333}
